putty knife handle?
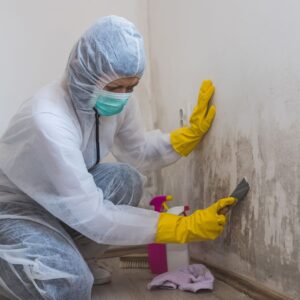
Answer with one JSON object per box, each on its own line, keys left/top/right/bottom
{"left": 218, "top": 206, "right": 231, "bottom": 215}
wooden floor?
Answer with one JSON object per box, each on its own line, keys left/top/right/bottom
{"left": 0, "top": 257, "right": 253, "bottom": 300}
{"left": 92, "top": 258, "right": 253, "bottom": 300}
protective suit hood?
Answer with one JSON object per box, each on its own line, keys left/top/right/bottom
{"left": 65, "top": 15, "right": 145, "bottom": 112}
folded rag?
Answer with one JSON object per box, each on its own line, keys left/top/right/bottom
{"left": 147, "top": 264, "right": 214, "bottom": 293}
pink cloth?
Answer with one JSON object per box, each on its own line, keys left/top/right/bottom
{"left": 147, "top": 264, "right": 214, "bottom": 293}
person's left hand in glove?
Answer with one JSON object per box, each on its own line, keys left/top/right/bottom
{"left": 170, "top": 80, "right": 216, "bottom": 156}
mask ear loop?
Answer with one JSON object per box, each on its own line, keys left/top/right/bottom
{"left": 88, "top": 108, "right": 101, "bottom": 172}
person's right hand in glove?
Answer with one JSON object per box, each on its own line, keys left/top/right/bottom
{"left": 170, "top": 80, "right": 216, "bottom": 157}
{"left": 155, "top": 197, "right": 237, "bottom": 244}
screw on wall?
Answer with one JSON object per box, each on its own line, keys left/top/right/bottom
{"left": 179, "top": 108, "right": 184, "bottom": 127}
{"left": 179, "top": 107, "right": 190, "bottom": 127}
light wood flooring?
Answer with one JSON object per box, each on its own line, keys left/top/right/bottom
{"left": 92, "top": 258, "right": 253, "bottom": 300}
{"left": 0, "top": 257, "right": 253, "bottom": 299}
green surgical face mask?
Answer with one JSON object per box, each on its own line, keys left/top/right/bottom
{"left": 94, "top": 90, "right": 131, "bottom": 116}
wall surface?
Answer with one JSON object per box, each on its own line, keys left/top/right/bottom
{"left": 148, "top": 1, "right": 300, "bottom": 298}
{"left": 0, "top": 0, "right": 154, "bottom": 134}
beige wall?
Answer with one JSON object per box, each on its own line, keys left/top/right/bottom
{"left": 148, "top": 0, "right": 300, "bottom": 298}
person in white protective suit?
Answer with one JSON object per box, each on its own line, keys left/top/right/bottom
{"left": 0, "top": 15, "right": 236, "bottom": 300}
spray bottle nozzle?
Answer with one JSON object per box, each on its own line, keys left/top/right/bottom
{"left": 150, "top": 195, "right": 173, "bottom": 212}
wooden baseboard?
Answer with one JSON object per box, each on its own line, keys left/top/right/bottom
{"left": 191, "top": 255, "right": 294, "bottom": 300}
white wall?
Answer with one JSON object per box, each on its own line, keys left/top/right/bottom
{"left": 148, "top": 0, "right": 300, "bottom": 298}
{"left": 0, "top": 0, "right": 154, "bottom": 134}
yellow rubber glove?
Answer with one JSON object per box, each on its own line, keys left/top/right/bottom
{"left": 155, "top": 197, "right": 236, "bottom": 244}
{"left": 170, "top": 80, "right": 216, "bottom": 156}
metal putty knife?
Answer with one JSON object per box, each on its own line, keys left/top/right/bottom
{"left": 218, "top": 178, "right": 250, "bottom": 215}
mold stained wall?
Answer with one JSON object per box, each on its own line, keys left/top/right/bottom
{"left": 148, "top": 0, "right": 300, "bottom": 298}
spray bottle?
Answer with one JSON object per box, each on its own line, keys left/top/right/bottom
{"left": 148, "top": 195, "right": 190, "bottom": 274}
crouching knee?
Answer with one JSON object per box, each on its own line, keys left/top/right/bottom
{"left": 23, "top": 251, "right": 94, "bottom": 300}
{"left": 91, "top": 162, "right": 145, "bottom": 207}
{"left": 40, "top": 259, "right": 94, "bottom": 300}
{"left": 118, "top": 163, "right": 144, "bottom": 206}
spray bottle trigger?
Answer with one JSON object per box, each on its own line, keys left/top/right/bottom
{"left": 162, "top": 202, "right": 170, "bottom": 211}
